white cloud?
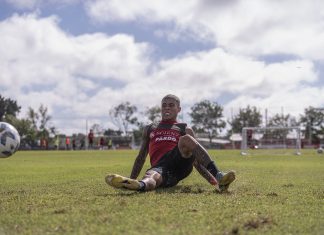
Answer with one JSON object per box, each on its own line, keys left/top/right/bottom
{"left": 149, "top": 49, "right": 320, "bottom": 113}
{"left": 225, "top": 86, "right": 324, "bottom": 120}
{"left": 0, "top": 13, "right": 153, "bottom": 133}
{"left": 85, "top": 0, "right": 324, "bottom": 60}
{"left": 74, "top": 33, "right": 152, "bottom": 82}
{"left": 0, "top": 4, "right": 323, "bottom": 134}
{"left": 0, "top": 13, "right": 151, "bottom": 87}
{"left": 6, "top": 0, "right": 324, "bottom": 61}
{"left": 85, "top": 0, "right": 196, "bottom": 23}
{"left": 76, "top": 77, "right": 97, "bottom": 90}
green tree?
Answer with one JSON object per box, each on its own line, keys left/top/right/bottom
{"left": 268, "top": 113, "right": 298, "bottom": 127}
{"left": 145, "top": 105, "right": 161, "bottom": 122}
{"left": 0, "top": 95, "right": 21, "bottom": 121}
{"left": 27, "top": 104, "right": 56, "bottom": 146}
{"left": 91, "top": 123, "right": 105, "bottom": 140}
{"left": 104, "top": 128, "right": 122, "bottom": 136}
{"left": 131, "top": 105, "right": 160, "bottom": 147}
{"left": 27, "top": 107, "right": 39, "bottom": 130}
{"left": 109, "top": 102, "right": 138, "bottom": 135}
{"left": 265, "top": 114, "right": 298, "bottom": 140}
{"left": 189, "top": 100, "right": 226, "bottom": 145}
{"left": 132, "top": 122, "right": 146, "bottom": 146}
{"left": 299, "top": 107, "right": 324, "bottom": 144}
{"left": 229, "top": 106, "right": 262, "bottom": 133}
{"left": 38, "top": 104, "right": 52, "bottom": 139}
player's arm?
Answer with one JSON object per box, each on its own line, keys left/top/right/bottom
{"left": 129, "top": 125, "right": 150, "bottom": 179}
{"left": 186, "top": 126, "right": 218, "bottom": 185}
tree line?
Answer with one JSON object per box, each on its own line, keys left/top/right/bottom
{"left": 1, "top": 94, "right": 324, "bottom": 148}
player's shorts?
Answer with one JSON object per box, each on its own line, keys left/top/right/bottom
{"left": 149, "top": 146, "right": 195, "bottom": 188}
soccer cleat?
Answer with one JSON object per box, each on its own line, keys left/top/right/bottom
{"left": 218, "top": 170, "right": 236, "bottom": 193}
{"left": 105, "top": 174, "right": 141, "bottom": 190}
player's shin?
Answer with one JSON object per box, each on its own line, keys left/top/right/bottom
{"left": 192, "top": 143, "right": 236, "bottom": 192}
{"left": 193, "top": 161, "right": 218, "bottom": 185}
{"left": 192, "top": 144, "right": 220, "bottom": 179}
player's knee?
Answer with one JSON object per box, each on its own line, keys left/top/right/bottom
{"left": 179, "top": 134, "right": 191, "bottom": 145}
{"left": 179, "top": 134, "right": 197, "bottom": 150}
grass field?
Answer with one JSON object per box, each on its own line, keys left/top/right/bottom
{"left": 0, "top": 149, "right": 323, "bottom": 235}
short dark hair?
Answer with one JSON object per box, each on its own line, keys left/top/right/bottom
{"left": 162, "top": 94, "right": 180, "bottom": 106}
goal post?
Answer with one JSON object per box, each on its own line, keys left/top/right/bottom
{"left": 241, "top": 126, "right": 301, "bottom": 155}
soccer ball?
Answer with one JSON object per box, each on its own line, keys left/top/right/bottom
{"left": 0, "top": 122, "right": 20, "bottom": 158}
{"left": 317, "top": 147, "right": 323, "bottom": 154}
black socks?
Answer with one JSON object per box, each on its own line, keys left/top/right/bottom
{"left": 206, "top": 161, "right": 220, "bottom": 178}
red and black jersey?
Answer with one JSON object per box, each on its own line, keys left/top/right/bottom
{"left": 148, "top": 120, "right": 187, "bottom": 166}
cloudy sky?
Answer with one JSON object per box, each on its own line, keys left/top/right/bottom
{"left": 1, "top": 0, "right": 324, "bottom": 135}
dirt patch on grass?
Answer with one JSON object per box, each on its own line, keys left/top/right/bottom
{"left": 243, "top": 216, "right": 274, "bottom": 230}
{"left": 53, "top": 208, "right": 67, "bottom": 214}
{"left": 229, "top": 226, "right": 239, "bottom": 234}
{"left": 224, "top": 216, "right": 274, "bottom": 234}
{"left": 180, "top": 185, "right": 205, "bottom": 194}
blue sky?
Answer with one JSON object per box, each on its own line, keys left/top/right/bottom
{"left": 0, "top": 0, "right": 323, "bottom": 135}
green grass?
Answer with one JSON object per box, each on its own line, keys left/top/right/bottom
{"left": 0, "top": 150, "right": 323, "bottom": 235}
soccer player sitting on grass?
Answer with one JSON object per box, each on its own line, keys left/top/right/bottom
{"left": 106, "top": 94, "right": 235, "bottom": 192}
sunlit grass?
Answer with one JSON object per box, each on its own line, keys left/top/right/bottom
{"left": 0, "top": 149, "right": 323, "bottom": 234}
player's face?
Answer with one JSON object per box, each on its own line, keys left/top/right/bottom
{"left": 161, "top": 98, "right": 181, "bottom": 121}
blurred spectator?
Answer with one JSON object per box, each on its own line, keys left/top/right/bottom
{"left": 54, "top": 136, "right": 59, "bottom": 150}
{"left": 88, "top": 129, "right": 94, "bottom": 149}
{"left": 100, "top": 137, "right": 105, "bottom": 150}
{"left": 80, "top": 138, "right": 85, "bottom": 150}
{"left": 108, "top": 138, "right": 113, "bottom": 149}
{"left": 66, "top": 137, "right": 70, "bottom": 150}
{"left": 41, "top": 138, "right": 47, "bottom": 150}
{"left": 72, "top": 138, "right": 76, "bottom": 150}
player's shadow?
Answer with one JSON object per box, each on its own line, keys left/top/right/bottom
{"left": 96, "top": 185, "right": 206, "bottom": 197}
{"left": 96, "top": 191, "right": 140, "bottom": 197}
{"left": 97, "top": 185, "right": 231, "bottom": 197}
{"left": 155, "top": 185, "right": 233, "bottom": 195}
{"left": 155, "top": 184, "right": 207, "bottom": 194}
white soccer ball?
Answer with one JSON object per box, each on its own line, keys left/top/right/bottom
{"left": 317, "top": 147, "right": 323, "bottom": 154}
{"left": 0, "top": 122, "right": 20, "bottom": 158}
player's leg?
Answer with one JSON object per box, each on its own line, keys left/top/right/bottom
{"left": 105, "top": 174, "right": 141, "bottom": 190}
{"left": 178, "top": 134, "right": 235, "bottom": 192}
{"left": 178, "top": 134, "right": 219, "bottom": 172}
{"left": 140, "top": 169, "right": 163, "bottom": 191}
{"left": 105, "top": 169, "right": 162, "bottom": 191}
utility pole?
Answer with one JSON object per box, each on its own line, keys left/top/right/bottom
{"left": 86, "top": 118, "right": 88, "bottom": 150}
{"left": 265, "top": 108, "right": 268, "bottom": 127}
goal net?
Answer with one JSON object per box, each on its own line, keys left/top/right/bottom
{"left": 241, "top": 126, "right": 301, "bottom": 155}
